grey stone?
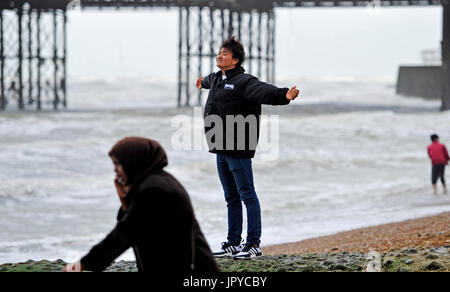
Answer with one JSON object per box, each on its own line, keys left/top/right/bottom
{"left": 353, "top": 265, "right": 363, "bottom": 271}
{"left": 425, "top": 254, "right": 439, "bottom": 260}
{"left": 404, "top": 259, "right": 414, "bottom": 265}
{"left": 330, "top": 264, "right": 348, "bottom": 271}
{"left": 382, "top": 259, "right": 393, "bottom": 267}
{"left": 298, "top": 265, "right": 314, "bottom": 272}
{"left": 430, "top": 247, "right": 448, "bottom": 254}
{"left": 402, "top": 248, "right": 418, "bottom": 254}
{"left": 425, "top": 261, "right": 443, "bottom": 271}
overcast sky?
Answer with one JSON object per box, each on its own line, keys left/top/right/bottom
{"left": 67, "top": 6, "right": 442, "bottom": 81}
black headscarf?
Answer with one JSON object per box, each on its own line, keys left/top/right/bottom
{"left": 108, "top": 137, "right": 168, "bottom": 186}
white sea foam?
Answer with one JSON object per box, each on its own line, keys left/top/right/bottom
{"left": 0, "top": 77, "right": 449, "bottom": 264}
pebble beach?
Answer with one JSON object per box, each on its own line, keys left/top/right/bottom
{"left": 1, "top": 212, "right": 448, "bottom": 272}
{"left": 263, "top": 212, "right": 450, "bottom": 255}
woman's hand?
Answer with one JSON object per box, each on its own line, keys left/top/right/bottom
{"left": 61, "top": 261, "right": 84, "bottom": 272}
{"left": 196, "top": 77, "right": 204, "bottom": 89}
{"left": 114, "top": 176, "right": 130, "bottom": 211}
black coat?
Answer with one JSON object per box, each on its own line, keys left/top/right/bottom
{"left": 201, "top": 66, "right": 290, "bottom": 159}
{"left": 80, "top": 169, "right": 219, "bottom": 273}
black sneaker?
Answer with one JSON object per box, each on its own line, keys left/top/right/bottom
{"left": 233, "top": 244, "right": 263, "bottom": 260}
{"left": 213, "top": 242, "right": 241, "bottom": 258}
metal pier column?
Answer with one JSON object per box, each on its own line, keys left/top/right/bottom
{"left": 442, "top": 2, "right": 450, "bottom": 111}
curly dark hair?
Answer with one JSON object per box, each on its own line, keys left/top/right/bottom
{"left": 221, "top": 36, "right": 245, "bottom": 67}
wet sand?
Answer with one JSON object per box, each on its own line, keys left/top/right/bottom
{"left": 263, "top": 212, "right": 450, "bottom": 255}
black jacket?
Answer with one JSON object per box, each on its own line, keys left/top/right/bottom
{"left": 80, "top": 169, "right": 219, "bottom": 273}
{"left": 202, "top": 66, "right": 290, "bottom": 159}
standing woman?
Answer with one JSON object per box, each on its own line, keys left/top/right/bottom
{"left": 62, "top": 137, "right": 219, "bottom": 273}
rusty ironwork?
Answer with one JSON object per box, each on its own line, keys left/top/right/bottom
{"left": 0, "top": 2, "right": 66, "bottom": 110}
{"left": 0, "top": 0, "right": 447, "bottom": 110}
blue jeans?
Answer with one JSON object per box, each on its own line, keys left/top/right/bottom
{"left": 216, "top": 154, "right": 261, "bottom": 246}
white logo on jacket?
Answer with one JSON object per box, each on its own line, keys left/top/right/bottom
{"left": 224, "top": 84, "right": 235, "bottom": 90}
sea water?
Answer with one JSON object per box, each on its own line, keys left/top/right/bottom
{"left": 0, "top": 76, "right": 449, "bottom": 263}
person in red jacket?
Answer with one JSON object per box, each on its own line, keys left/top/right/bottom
{"left": 427, "top": 134, "right": 450, "bottom": 194}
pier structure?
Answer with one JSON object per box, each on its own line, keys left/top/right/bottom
{"left": 0, "top": 1, "right": 448, "bottom": 110}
